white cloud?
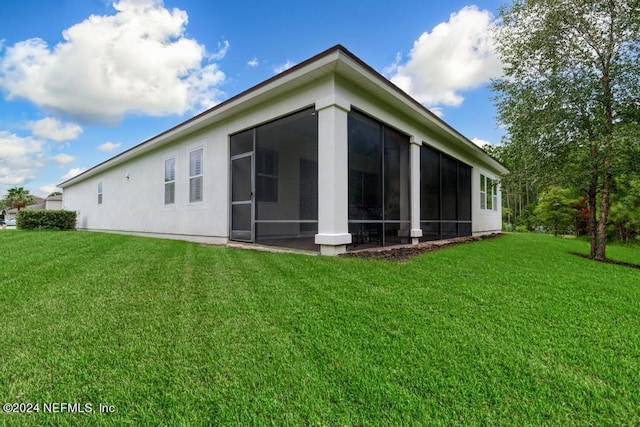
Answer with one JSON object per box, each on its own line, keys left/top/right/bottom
{"left": 383, "top": 51, "right": 403, "bottom": 76}
{"left": 0, "top": 174, "right": 27, "bottom": 186}
{"left": 52, "top": 153, "right": 76, "bottom": 165}
{"left": 273, "top": 61, "right": 295, "bottom": 74}
{"left": 0, "top": 131, "right": 43, "bottom": 185}
{"left": 0, "top": 131, "right": 42, "bottom": 159}
{"left": 248, "top": 57, "right": 259, "bottom": 67}
{"left": 27, "top": 117, "right": 82, "bottom": 142}
{"left": 389, "top": 6, "right": 502, "bottom": 107}
{"left": 0, "top": 0, "right": 228, "bottom": 124}
{"left": 429, "top": 107, "right": 445, "bottom": 118}
{"left": 208, "top": 40, "right": 229, "bottom": 61}
{"left": 471, "top": 137, "right": 493, "bottom": 148}
{"left": 37, "top": 184, "right": 61, "bottom": 197}
{"left": 98, "top": 141, "right": 122, "bottom": 152}
{"left": 185, "top": 63, "right": 226, "bottom": 112}
{"left": 60, "top": 167, "right": 87, "bottom": 182}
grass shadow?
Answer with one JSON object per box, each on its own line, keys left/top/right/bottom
{"left": 571, "top": 252, "right": 640, "bottom": 270}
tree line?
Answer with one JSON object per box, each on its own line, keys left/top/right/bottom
{"left": 490, "top": 0, "right": 640, "bottom": 260}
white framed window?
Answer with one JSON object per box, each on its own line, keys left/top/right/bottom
{"left": 164, "top": 157, "right": 176, "bottom": 205}
{"left": 189, "top": 148, "right": 203, "bottom": 203}
{"left": 97, "top": 182, "right": 103, "bottom": 205}
{"left": 480, "top": 174, "right": 498, "bottom": 211}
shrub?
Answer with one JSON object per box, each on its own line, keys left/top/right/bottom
{"left": 534, "top": 186, "right": 577, "bottom": 236}
{"left": 16, "top": 210, "right": 76, "bottom": 230}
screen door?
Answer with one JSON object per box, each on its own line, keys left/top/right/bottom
{"left": 230, "top": 153, "right": 253, "bottom": 241}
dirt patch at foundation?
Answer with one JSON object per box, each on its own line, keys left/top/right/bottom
{"left": 339, "top": 233, "right": 502, "bottom": 262}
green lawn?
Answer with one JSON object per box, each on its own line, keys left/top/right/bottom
{"left": 0, "top": 231, "right": 638, "bottom": 426}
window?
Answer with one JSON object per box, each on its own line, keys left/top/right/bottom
{"left": 189, "top": 148, "right": 203, "bottom": 203}
{"left": 480, "top": 174, "right": 498, "bottom": 211}
{"left": 256, "top": 149, "right": 278, "bottom": 202}
{"left": 97, "top": 182, "right": 103, "bottom": 204}
{"left": 164, "top": 157, "right": 175, "bottom": 205}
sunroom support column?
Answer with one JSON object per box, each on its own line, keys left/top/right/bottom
{"left": 315, "top": 95, "right": 352, "bottom": 256}
{"left": 410, "top": 137, "right": 423, "bottom": 245}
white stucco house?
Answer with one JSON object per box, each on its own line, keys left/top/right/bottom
{"left": 59, "top": 45, "right": 507, "bottom": 256}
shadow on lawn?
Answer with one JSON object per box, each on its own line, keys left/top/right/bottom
{"left": 571, "top": 252, "right": 640, "bottom": 270}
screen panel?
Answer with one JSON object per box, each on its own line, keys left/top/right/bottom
{"left": 420, "top": 145, "right": 474, "bottom": 241}
{"left": 230, "top": 129, "right": 253, "bottom": 157}
{"left": 229, "top": 108, "right": 318, "bottom": 251}
{"left": 348, "top": 111, "right": 383, "bottom": 221}
{"left": 420, "top": 145, "right": 441, "bottom": 221}
{"left": 458, "top": 163, "right": 472, "bottom": 222}
{"left": 384, "top": 127, "right": 409, "bottom": 221}
{"left": 347, "top": 110, "right": 411, "bottom": 248}
{"left": 441, "top": 155, "right": 458, "bottom": 221}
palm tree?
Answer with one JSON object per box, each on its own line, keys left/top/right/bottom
{"left": 5, "top": 187, "right": 34, "bottom": 211}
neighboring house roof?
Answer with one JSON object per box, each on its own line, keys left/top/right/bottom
{"left": 7, "top": 202, "right": 45, "bottom": 215}
{"left": 59, "top": 45, "right": 507, "bottom": 188}
{"left": 46, "top": 194, "right": 63, "bottom": 201}
{"left": 6, "top": 196, "right": 45, "bottom": 213}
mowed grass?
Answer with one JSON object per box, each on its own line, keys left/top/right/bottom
{"left": 0, "top": 231, "right": 638, "bottom": 426}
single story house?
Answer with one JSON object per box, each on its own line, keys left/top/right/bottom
{"left": 59, "top": 45, "right": 507, "bottom": 256}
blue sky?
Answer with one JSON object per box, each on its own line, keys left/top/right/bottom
{"left": 0, "top": 0, "right": 505, "bottom": 198}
